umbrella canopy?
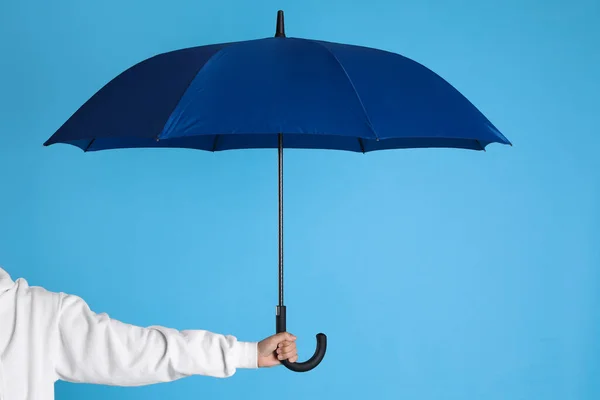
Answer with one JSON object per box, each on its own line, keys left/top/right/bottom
{"left": 44, "top": 10, "right": 511, "bottom": 373}
{"left": 44, "top": 13, "right": 510, "bottom": 153}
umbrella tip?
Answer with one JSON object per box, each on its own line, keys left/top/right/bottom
{"left": 275, "top": 10, "right": 285, "bottom": 38}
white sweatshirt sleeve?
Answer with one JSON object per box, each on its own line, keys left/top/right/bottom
{"left": 52, "top": 292, "right": 258, "bottom": 386}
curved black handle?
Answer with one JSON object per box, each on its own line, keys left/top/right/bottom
{"left": 276, "top": 306, "right": 327, "bottom": 372}
{"left": 280, "top": 333, "right": 327, "bottom": 372}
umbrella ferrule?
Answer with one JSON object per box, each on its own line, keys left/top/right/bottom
{"left": 275, "top": 10, "right": 285, "bottom": 38}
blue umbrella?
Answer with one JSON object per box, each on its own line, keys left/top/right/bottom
{"left": 44, "top": 10, "right": 511, "bottom": 372}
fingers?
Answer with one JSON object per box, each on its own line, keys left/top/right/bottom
{"left": 268, "top": 332, "right": 296, "bottom": 350}
{"left": 276, "top": 340, "right": 297, "bottom": 361}
{"left": 258, "top": 332, "right": 297, "bottom": 361}
{"left": 257, "top": 332, "right": 300, "bottom": 366}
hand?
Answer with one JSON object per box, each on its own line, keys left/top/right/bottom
{"left": 257, "top": 332, "right": 298, "bottom": 368}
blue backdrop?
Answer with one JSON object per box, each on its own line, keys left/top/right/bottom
{"left": 1, "top": 0, "right": 599, "bottom": 399}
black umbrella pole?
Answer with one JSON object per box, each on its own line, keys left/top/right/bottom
{"left": 275, "top": 132, "right": 327, "bottom": 373}
{"left": 278, "top": 133, "right": 284, "bottom": 307}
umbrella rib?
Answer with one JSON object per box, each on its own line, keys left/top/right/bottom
{"left": 358, "top": 138, "right": 365, "bottom": 153}
{"left": 211, "top": 134, "right": 220, "bottom": 152}
{"left": 311, "top": 40, "right": 379, "bottom": 142}
{"left": 83, "top": 139, "right": 96, "bottom": 152}
{"left": 476, "top": 140, "right": 486, "bottom": 152}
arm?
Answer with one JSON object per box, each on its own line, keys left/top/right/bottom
{"left": 53, "top": 292, "right": 258, "bottom": 386}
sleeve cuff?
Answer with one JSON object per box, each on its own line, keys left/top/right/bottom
{"left": 230, "top": 341, "right": 258, "bottom": 370}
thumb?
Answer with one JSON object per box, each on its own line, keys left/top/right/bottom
{"left": 273, "top": 332, "right": 297, "bottom": 343}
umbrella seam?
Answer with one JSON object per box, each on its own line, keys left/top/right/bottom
{"left": 309, "top": 40, "right": 379, "bottom": 143}
{"left": 155, "top": 44, "right": 233, "bottom": 142}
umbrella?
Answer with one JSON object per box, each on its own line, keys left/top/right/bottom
{"left": 44, "top": 10, "right": 511, "bottom": 372}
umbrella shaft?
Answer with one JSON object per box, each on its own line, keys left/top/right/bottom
{"left": 278, "top": 134, "right": 284, "bottom": 307}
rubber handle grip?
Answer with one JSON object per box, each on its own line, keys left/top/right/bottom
{"left": 276, "top": 306, "right": 327, "bottom": 372}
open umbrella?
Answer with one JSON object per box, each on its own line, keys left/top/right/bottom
{"left": 44, "top": 10, "right": 511, "bottom": 372}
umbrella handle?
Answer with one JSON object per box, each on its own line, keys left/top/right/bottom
{"left": 276, "top": 306, "right": 327, "bottom": 372}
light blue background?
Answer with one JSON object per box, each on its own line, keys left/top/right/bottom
{"left": 1, "top": 0, "right": 599, "bottom": 399}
